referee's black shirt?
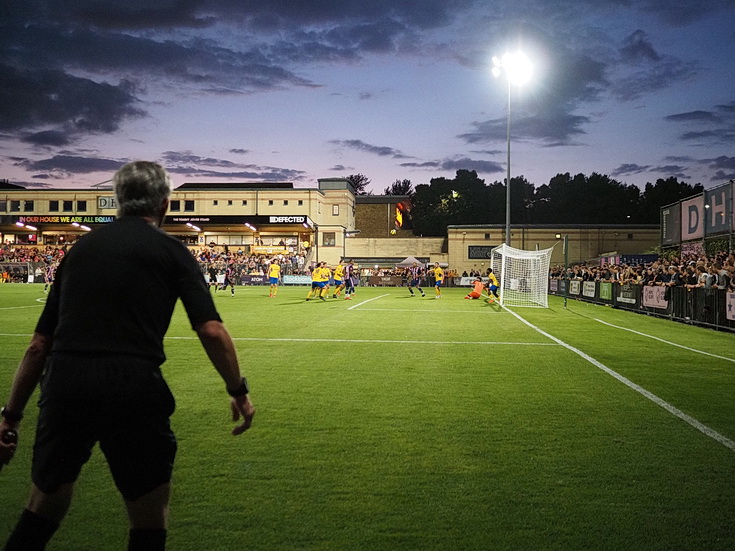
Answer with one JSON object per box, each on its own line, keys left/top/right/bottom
{"left": 36, "top": 216, "right": 221, "bottom": 364}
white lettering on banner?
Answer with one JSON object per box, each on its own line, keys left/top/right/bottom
{"left": 727, "top": 293, "right": 735, "bottom": 322}
{"left": 269, "top": 216, "right": 305, "bottom": 223}
{"left": 642, "top": 286, "right": 669, "bottom": 309}
{"left": 569, "top": 280, "right": 581, "bottom": 295}
{"left": 582, "top": 281, "right": 596, "bottom": 298}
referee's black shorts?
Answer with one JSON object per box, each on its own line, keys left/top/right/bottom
{"left": 32, "top": 353, "right": 177, "bottom": 501}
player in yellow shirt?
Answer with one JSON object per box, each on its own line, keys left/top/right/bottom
{"left": 433, "top": 262, "right": 444, "bottom": 298}
{"left": 305, "top": 262, "right": 329, "bottom": 302}
{"left": 268, "top": 259, "right": 281, "bottom": 298}
{"left": 332, "top": 260, "right": 345, "bottom": 298}
{"left": 484, "top": 268, "right": 500, "bottom": 303}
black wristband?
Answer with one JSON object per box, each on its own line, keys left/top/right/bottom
{"left": 227, "top": 377, "right": 249, "bottom": 397}
{"left": 1, "top": 406, "right": 23, "bottom": 423}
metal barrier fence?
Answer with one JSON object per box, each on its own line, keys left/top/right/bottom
{"left": 549, "top": 278, "right": 735, "bottom": 332}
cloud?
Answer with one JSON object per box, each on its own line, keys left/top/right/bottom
{"left": 665, "top": 111, "right": 722, "bottom": 123}
{"left": 22, "top": 131, "right": 74, "bottom": 147}
{"left": 160, "top": 150, "right": 308, "bottom": 181}
{"left": 400, "top": 157, "right": 504, "bottom": 176}
{"left": 458, "top": 111, "right": 591, "bottom": 145}
{"left": 0, "top": 64, "right": 144, "bottom": 134}
{"left": 330, "top": 139, "right": 410, "bottom": 159}
{"left": 610, "top": 31, "right": 697, "bottom": 101}
{"left": 14, "top": 155, "right": 128, "bottom": 174}
{"left": 611, "top": 163, "right": 651, "bottom": 176}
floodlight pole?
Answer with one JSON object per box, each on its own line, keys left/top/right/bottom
{"left": 505, "top": 78, "right": 512, "bottom": 246}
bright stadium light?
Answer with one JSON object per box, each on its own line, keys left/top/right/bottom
{"left": 492, "top": 51, "right": 532, "bottom": 246}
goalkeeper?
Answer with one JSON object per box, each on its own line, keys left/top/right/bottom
{"left": 464, "top": 277, "right": 486, "bottom": 299}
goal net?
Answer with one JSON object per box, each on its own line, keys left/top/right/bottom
{"left": 490, "top": 244, "right": 554, "bottom": 308}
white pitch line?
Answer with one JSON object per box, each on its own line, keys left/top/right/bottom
{"left": 166, "top": 335, "right": 557, "bottom": 346}
{"left": 0, "top": 305, "right": 43, "bottom": 310}
{"left": 356, "top": 308, "right": 506, "bottom": 314}
{"left": 595, "top": 319, "right": 735, "bottom": 363}
{"left": 505, "top": 307, "right": 735, "bottom": 453}
{"left": 347, "top": 293, "right": 390, "bottom": 310}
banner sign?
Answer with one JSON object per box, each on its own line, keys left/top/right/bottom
{"left": 166, "top": 214, "right": 314, "bottom": 226}
{"left": 283, "top": 275, "right": 312, "bottom": 285}
{"left": 599, "top": 282, "right": 613, "bottom": 301}
{"left": 660, "top": 202, "right": 681, "bottom": 246}
{"left": 727, "top": 293, "right": 735, "bottom": 322}
{"left": 569, "top": 280, "right": 580, "bottom": 295}
{"left": 14, "top": 215, "right": 115, "bottom": 224}
{"left": 468, "top": 246, "right": 496, "bottom": 259}
{"left": 705, "top": 185, "right": 732, "bottom": 236}
{"left": 97, "top": 196, "right": 118, "bottom": 210}
{"left": 617, "top": 284, "right": 637, "bottom": 305}
{"left": 549, "top": 279, "right": 558, "bottom": 292}
{"left": 680, "top": 195, "right": 704, "bottom": 241}
{"left": 582, "top": 281, "right": 596, "bottom": 298}
{"left": 642, "top": 285, "right": 669, "bottom": 310}
{"left": 240, "top": 275, "right": 267, "bottom": 285}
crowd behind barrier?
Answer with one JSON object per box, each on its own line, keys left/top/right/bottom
{"left": 548, "top": 250, "right": 735, "bottom": 331}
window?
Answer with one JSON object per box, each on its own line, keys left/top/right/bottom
{"left": 323, "top": 232, "right": 336, "bottom": 247}
{"left": 332, "top": 205, "right": 339, "bottom": 216}
{"left": 10, "top": 200, "right": 20, "bottom": 212}
{"left": 228, "top": 200, "right": 233, "bottom": 206}
{"left": 213, "top": 200, "right": 219, "bottom": 206}
{"left": 184, "top": 200, "right": 195, "bottom": 212}
{"left": 0, "top": 200, "right": 6, "bottom": 212}
{"left": 77, "top": 200, "right": 87, "bottom": 212}
{"left": 242, "top": 200, "right": 248, "bottom": 206}
{"left": 24, "top": 200, "right": 34, "bottom": 212}
{"left": 268, "top": 200, "right": 274, "bottom": 206}
{"left": 49, "top": 200, "right": 59, "bottom": 212}
{"left": 170, "top": 200, "right": 180, "bottom": 211}
{"left": 627, "top": 233, "right": 633, "bottom": 240}
{"left": 484, "top": 233, "right": 490, "bottom": 239}
{"left": 63, "top": 200, "right": 73, "bottom": 212}
{"left": 298, "top": 200, "right": 303, "bottom": 206}
{"left": 283, "top": 200, "right": 288, "bottom": 206}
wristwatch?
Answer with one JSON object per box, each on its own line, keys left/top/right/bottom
{"left": 0, "top": 406, "right": 23, "bottom": 423}
{"left": 227, "top": 377, "right": 250, "bottom": 397}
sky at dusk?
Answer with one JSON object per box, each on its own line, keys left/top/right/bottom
{"left": 1, "top": 0, "right": 734, "bottom": 194}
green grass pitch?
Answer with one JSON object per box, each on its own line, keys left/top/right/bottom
{"left": 1, "top": 283, "right": 734, "bottom": 550}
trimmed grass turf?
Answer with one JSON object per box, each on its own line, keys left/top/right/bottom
{"left": 1, "top": 284, "right": 734, "bottom": 550}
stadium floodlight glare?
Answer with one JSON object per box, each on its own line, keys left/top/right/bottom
{"left": 185, "top": 222, "right": 201, "bottom": 232}
{"left": 80, "top": 225, "right": 91, "bottom": 232}
{"left": 15, "top": 222, "right": 24, "bottom": 228}
{"left": 25, "top": 225, "right": 37, "bottom": 231}
{"left": 492, "top": 51, "right": 532, "bottom": 246}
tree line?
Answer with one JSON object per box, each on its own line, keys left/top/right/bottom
{"left": 347, "top": 171, "right": 704, "bottom": 237}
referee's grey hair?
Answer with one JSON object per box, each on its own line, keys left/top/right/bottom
{"left": 114, "top": 161, "right": 172, "bottom": 217}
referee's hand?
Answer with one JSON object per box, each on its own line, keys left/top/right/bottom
{"left": 230, "top": 395, "right": 255, "bottom": 436}
{"left": 0, "top": 422, "right": 19, "bottom": 470}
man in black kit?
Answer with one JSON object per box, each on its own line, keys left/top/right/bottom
{"left": 0, "top": 161, "right": 255, "bottom": 551}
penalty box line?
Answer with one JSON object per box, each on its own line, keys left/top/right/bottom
{"left": 165, "top": 336, "right": 558, "bottom": 346}
{"left": 504, "top": 306, "right": 735, "bottom": 453}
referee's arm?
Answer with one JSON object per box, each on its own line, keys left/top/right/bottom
{"left": 195, "top": 320, "right": 255, "bottom": 435}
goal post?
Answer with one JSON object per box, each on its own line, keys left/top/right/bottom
{"left": 490, "top": 244, "right": 554, "bottom": 308}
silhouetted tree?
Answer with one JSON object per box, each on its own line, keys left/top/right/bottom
{"left": 384, "top": 179, "right": 414, "bottom": 197}
{"left": 345, "top": 173, "right": 372, "bottom": 195}
{"left": 636, "top": 177, "right": 704, "bottom": 223}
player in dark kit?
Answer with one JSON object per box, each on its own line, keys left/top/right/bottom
{"left": 406, "top": 262, "right": 426, "bottom": 297}
{"left": 0, "top": 161, "right": 255, "bottom": 551}
{"left": 208, "top": 262, "right": 219, "bottom": 293}
{"left": 223, "top": 260, "right": 236, "bottom": 297}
